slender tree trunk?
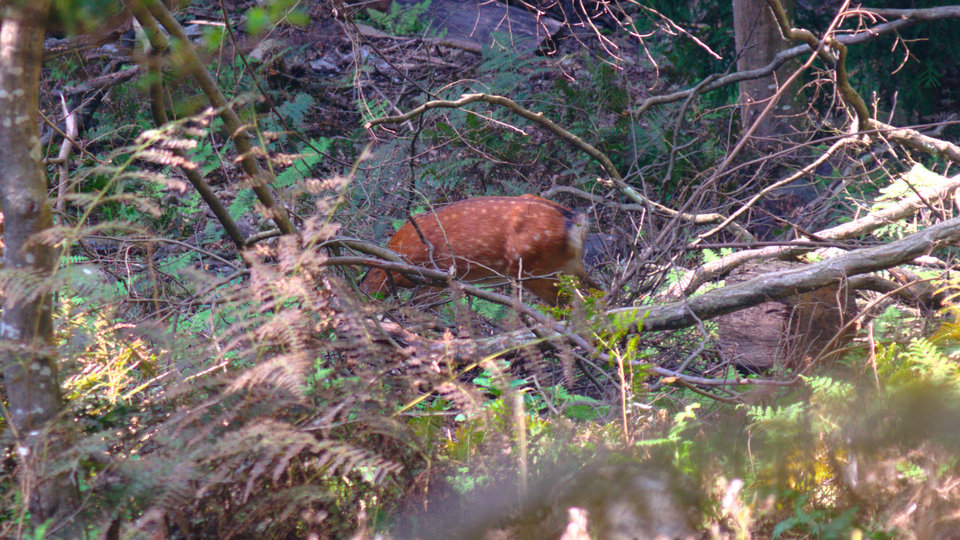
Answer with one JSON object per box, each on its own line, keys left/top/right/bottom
{"left": 0, "top": 2, "right": 82, "bottom": 536}
{"left": 733, "top": 0, "right": 802, "bottom": 146}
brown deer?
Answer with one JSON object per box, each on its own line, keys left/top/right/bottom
{"left": 359, "top": 194, "right": 599, "bottom": 305}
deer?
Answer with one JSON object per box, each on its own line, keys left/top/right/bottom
{"left": 358, "top": 194, "right": 601, "bottom": 305}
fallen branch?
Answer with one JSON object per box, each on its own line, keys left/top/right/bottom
{"left": 63, "top": 64, "right": 140, "bottom": 95}
{"left": 871, "top": 120, "right": 960, "bottom": 165}
{"left": 681, "top": 165, "right": 960, "bottom": 295}
{"left": 327, "top": 256, "right": 793, "bottom": 390}
{"left": 618, "top": 216, "right": 960, "bottom": 332}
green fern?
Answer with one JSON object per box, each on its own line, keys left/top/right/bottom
{"left": 876, "top": 334, "right": 960, "bottom": 397}
{"left": 365, "top": 0, "right": 441, "bottom": 37}
{"left": 228, "top": 188, "right": 257, "bottom": 222}
{"left": 273, "top": 137, "right": 330, "bottom": 189}
{"left": 274, "top": 93, "right": 315, "bottom": 131}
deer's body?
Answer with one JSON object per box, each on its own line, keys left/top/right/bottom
{"left": 359, "top": 194, "right": 594, "bottom": 305}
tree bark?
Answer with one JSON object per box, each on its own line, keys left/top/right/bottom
{"left": 732, "top": 0, "right": 802, "bottom": 145}
{"left": 0, "top": 2, "right": 81, "bottom": 535}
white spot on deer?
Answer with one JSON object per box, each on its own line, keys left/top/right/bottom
{"left": 40, "top": 366, "right": 51, "bottom": 376}
{"left": 24, "top": 253, "right": 34, "bottom": 264}
{"left": 30, "top": 362, "right": 42, "bottom": 371}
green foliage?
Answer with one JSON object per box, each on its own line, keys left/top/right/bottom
{"left": 190, "top": 120, "right": 226, "bottom": 179}
{"left": 202, "top": 24, "right": 227, "bottom": 50}
{"left": 274, "top": 93, "right": 316, "bottom": 132}
{"left": 477, "top": 42, "right": 551, "bottom": 98}
{"left": 359, "top": 97, "right": 390, "bottom": 128}
{"left": 872, "top": 163, "right": 949, "bottom": 239}
{"left": 22, "top": 189, "right": 436, "bottom": 537}
{"left": 273, "top": 137, "right": 330, "bottom": 189}
{"left": 877, "top": 336, "right": 960, "bottom": 391}
{"left": 639, "top": 1, "right": 736, "bottom": 88}
{"left": 51, "top": 0, "right": 126, "bottom": 35}
{"left": 701, "top": 247, "right": 733, "bottom": 264}
{"left": 636, "top": 403, "right": 701, "bottom": 473}
{"left": 228, "top": 188, "right": 258, "bottom": 222}
{"left": 59, "top": 302, "right": 159, "bottom": 416}
{"left": 445, "top": 466, "right": 489, "bottom": 494}
{"left": 550, "top": 387, "right": 608, "bottom": 421}
{"left": 772, "top": 496, "right": 858, "bottom": 539}
{"left": 440, "top": 295, "right": 509, "bottom": 321}
{"left": 364, "top": 0, "right": 442, "bottom": 37}
{"left": 13, "top": 1, "right": 960, "bottom": 536}
{"left": 245, "top": 0, "right": 309, "bottom": 36}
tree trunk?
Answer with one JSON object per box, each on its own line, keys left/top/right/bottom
{"left": 0, "top": 2, "right": 82, "bottom": 536}
{"left": 732, "top": 0, "right": 803, "bottom": 146}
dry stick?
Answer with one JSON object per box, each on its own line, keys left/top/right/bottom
{"left": 355, "top": 20, "right": 485, "bottom": 54}
{"left": 655, "top": 73, "right": 728, "bottom": 247}
{"left": 632, "top": 42, "right": 805, "bottom": 115}
{"left": 126, "top": 0, "right": 248, "bottom": 250}
{"left": 809, "top": 279, "right": 922, "bottom": 368}
{"left": 615, "top": 216, "right": 960, "bottom": 332}
{"left": 864, "top": 6, "right": 960, "bottom": 19}
{"left": 54, "top": 93, "right": 78, "bottom": 214}
{"left": 678, "top": 124, "right": 960, "bottom": 295}
{"left": 134, "top": 0, "right": 295, "bottom": 236}
{"left": 632, "top": 1, "right": 960, "bottom": 225}
{"left": 770, "top": 5, "right": 960, "bottom": 166}
{"left": 321, "top": 236, "right": 408, "bottom": 263}
{"left": 541, "top": 185, "right": 644, "bottom": 211}
{"left": 63, "top": 64, "right": 140, "bottom": 95}
{"left": 85, "top": 235, "right": 242, "bottom": 271}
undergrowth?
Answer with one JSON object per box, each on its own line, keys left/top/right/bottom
{"left": 5, "top": 4, "right": 960, "bottom": 537}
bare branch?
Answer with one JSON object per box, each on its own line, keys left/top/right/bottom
{"left": 634, "top": 5, "right": 960, "bottom": 117}
{"left": 366, "top": 92, "right": 746, "bottom": 231}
